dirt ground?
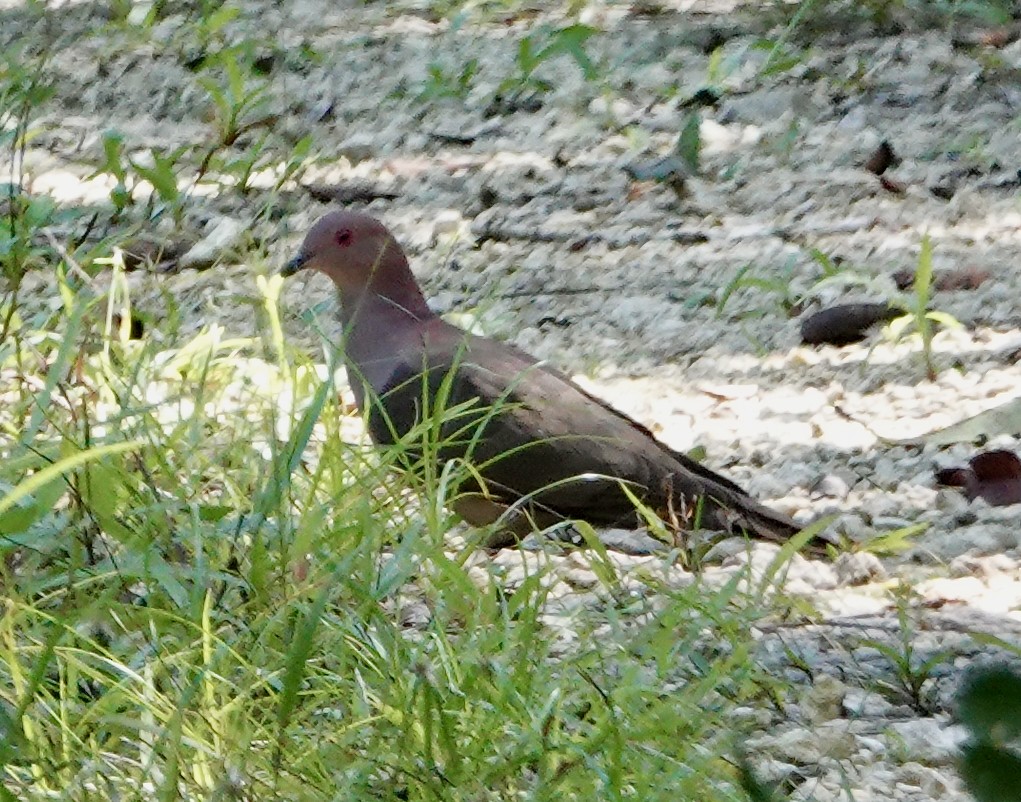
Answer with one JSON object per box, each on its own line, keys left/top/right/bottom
{"left": 4, "top": 0, "right": 1021, "bottom": 797}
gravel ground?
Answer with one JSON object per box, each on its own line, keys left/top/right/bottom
{"left": 5, "top": 1, "right": 1021, "bottom": 798}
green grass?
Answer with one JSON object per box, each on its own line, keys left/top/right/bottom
{"left": 0, "top": 268, "right": 805, "bottom": 800}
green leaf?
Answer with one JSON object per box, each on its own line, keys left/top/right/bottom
{"left": 808, "top": 247, "right": 839, "bottom": 277}
{"left": 517, "top": 35, "right": 538, "bottom": 76}
{"left": 572, "top": 520, "right": 623, "bottom": 589}
{"left": 80, "top": 456, "right": 135, "bottom": 545}
{"left": 885, "top": 313, "right": 914, "bottom": 339}
{"left": 955, "top": 0, "right": 1011, "bottom": 24}
{"left": 99, "top": 130, "right": 127, "bottom": 182}
{"left": 546, "top": 23, "right": 600, "bottom": 80}
{"left": 144, "top": 551, "right": 189, "bottom": 609}
{"left": 198, "top": 76, "right": 229, "bottom": 114}
{"left": 0, "top": 502, "right": 37, "bottom": 537}
{"left": 914, "top": 235, "right": 933, "bottom": 311}
{"left": 223, "top": 48, "right": 245, "bottom": 99}
{"left": 676, "top": 112, "right": 701, "bottom": 175}
{"left": 130, "top": 149, "right": 182, "bottom": 203}
{"left": 926, "top": 310, "right": 962, "bottom": 329}
{"left": 0, "top": 441, "right": 141, "bottom": 520}
{"left": 706, "top": 46, "right": 724, "bottom": 85}
{"left": 110, "top": 183, "right": 131, "bottom": 210}
{"left": 0, "top": 475, "right": 64, "bottom": 536}
{"left": 274, "top": 570, "right": 336, "bottom": 762}
{"left": 715, "top": 263, "right": 755, "bottom": 317}
{"left": 0, "top": 703, "right": 27, "bottom": 766}
{"left": 863, "top": 522, "right": 928, "bottom": 555}
{"left": 960, "top": 742, "right": 1021, "bottom": 802}
{"left": 957, "top": 664, "right": 1021, "bottom": 743}
{"left": 204, "top": 4, "right": 240, "bottom": 34}
{"left": 252, "top": 366, "right": 333, "bottom": 520}
{"left": 197, "top": 504, "right": 232, "bottom": 522}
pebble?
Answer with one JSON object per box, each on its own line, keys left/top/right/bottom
{"left": 337, "top": 133, "right": 377, "bottom": 164}
{"left": 887, "top": 719, "right": 968, "bottom": 765}
{"left": 948, "top": 552, "right": 1016, "bottom": 577}
{"left": 811, "top": 473, "right": 851, "bottom": 500}
{"left": 593, "top": 527, "right": 671, "bottom": 556}
{"left": 844, "top": 689, "right": 896, "bottom": 718}
{"left": 431, "top": 209, "right": 463, "bottom": 238}
{"left": 835, "top": 552, "right": 887, "bottom": 586}
{"left": 802, "top": 675, "right": 847, "bottom": 724}
{"left": 179, "top": 217, "right": 246, "bottom": 269}
{"left": 750, "top": 722, "right": 857, "bottom": 764}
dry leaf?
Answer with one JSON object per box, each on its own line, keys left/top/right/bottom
{"left": 864, "top": 140, "right": 899, "bottom": 175}
{"left": 800, "top": 303, "right": 901, "bottom": 346}
{"left": 936, "top": 450, "right": 1021, "bottom": 506}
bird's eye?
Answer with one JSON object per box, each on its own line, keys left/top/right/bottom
{"left": 335, "top": 229, "right": 353, "bottom": 246}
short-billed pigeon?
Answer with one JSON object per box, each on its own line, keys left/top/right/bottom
{"left": 284, "top": 211, "right": 810, "bottom": 549}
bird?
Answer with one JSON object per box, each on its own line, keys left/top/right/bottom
{"left": 282, "top": 210, "right": 811, "bottom": 550}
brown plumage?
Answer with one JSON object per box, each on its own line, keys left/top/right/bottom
{"left": 284, "top": 211, "right": 810, "bottom": 549}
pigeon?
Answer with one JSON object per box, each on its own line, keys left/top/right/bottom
{"left": 283, "top": 211, "right": 812, "bottom": 550}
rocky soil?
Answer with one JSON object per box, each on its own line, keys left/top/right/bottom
{"left": 4, "top": 0, "right": 1021, "bottom": 798}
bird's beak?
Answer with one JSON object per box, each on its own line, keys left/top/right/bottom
{"left": 281, "top": 251, "right": 310, "bottom": 277}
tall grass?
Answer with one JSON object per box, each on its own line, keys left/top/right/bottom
{"left": 0, "top": 263, "right": 798, "bottom": 801}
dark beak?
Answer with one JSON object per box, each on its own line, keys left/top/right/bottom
{"left": 281, "top": 251, "right": 310, "bottom": 277}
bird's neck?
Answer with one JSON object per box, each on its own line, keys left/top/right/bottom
{"left": 339, "top": 287, "right": 436, "bottom": 408}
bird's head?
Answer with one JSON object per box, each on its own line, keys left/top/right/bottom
{"left": 283, "top": 210, "right": 402, "bottom": 293}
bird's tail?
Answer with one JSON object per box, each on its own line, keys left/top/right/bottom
{"left": 705, "top": 489, "right": 828, "bottom": 557}
{"left": 664, "top": 450, "right": 825, "bottom": 555}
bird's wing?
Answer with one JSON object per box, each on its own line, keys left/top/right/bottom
{"left": 368, "top": 322, "right": 768, "bottom": 529}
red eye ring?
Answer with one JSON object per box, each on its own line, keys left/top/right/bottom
{"left": 335, "top": 229, "right": 353, "bottom": 246}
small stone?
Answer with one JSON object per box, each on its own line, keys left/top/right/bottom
{"left": 858, "top": 736, "right": 886, "bottom": 754}
{"left": 872, "top": 516, "right": 914, "bottom": 531}
{"left": 337, "top": 133, "right": 377, "bottom": 164}
{"left": 786, "top": 554, "right": 839, "bottom": 592}
{"left": 179, "top": 217, "right": 246, "bottom": 269}
{"left": 811, "top": 473, "right": 851, "bottom": 500}
{"left": 432, "top": 209, "right": 463, "bottom": 238}
{"left": 644, "top": 106, "right": 682, "bottom": 132}
{"left": 834, "top": 552, "right": 886, "bottom": 586}
{"left": 753, "top": 723, "right": 857, "bottom": 764}
{"left": 802, "top": 675, "right": 847, "bottom": 725}
{"left": 887, "top": 718, "right": 967, "bottom": 765}
{"left": 466, "top": 565, "right": 491, "bottom": 592}
{"left": 699, "top": 119, "right": 741, "bottom": 154}
{"left": 587, "top": 96, "right": 634, "bottom": 121}
{"left": 398, "top": 601, "right": 431, "bottom": 628}
{"left": 895, "top": 762, "right": 956, "bottom": 796}
{"left": 917, "top": 576, "right": 984, "bottom": 604}
{"left": 755, "top": 759, "right": 801, "bottom": 784}
{"left": 593, "top": 527, "right": 668, "bottom": 555}
{"left": 127, "top": 1, "right": 153, "bottom": 25}
{"left": 837, "top": 105, "right": 868, "bottom": 131}
{"left": 562, "top": 567, "right": 600, "bottom": 591}
{"left": 948, "top": 551, "right": 1016, "bottom": 578}
{"left": 731, "top": 705, "right": 774, "bottom": 728}
{"left": 852, "top": 646, "right": 887, "bottom": 664}
{"left": 843, "top": 688, "right": 895, "bottom": 718}
{"left": 307, "top": 99, "right": 335, "bottom": 123}
{"left": 428, "top": 290, "right": 459, "bottom": 314}
{"left": 836, "top": 513, "right": 873, "bottom": 543}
